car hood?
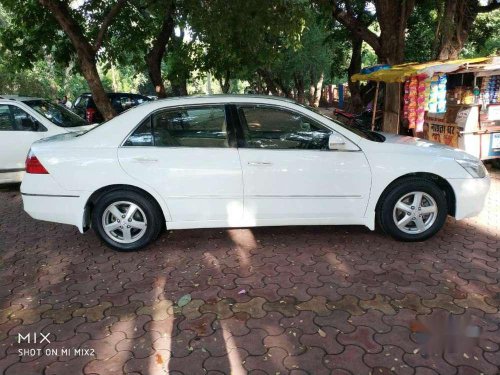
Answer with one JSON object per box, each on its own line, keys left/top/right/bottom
{"left": 378, "top": 132, "right": 477, "bottom": 161}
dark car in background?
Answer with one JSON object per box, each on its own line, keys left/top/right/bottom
{"left": 73, "top": 92, "right": 151, "bottom": 123}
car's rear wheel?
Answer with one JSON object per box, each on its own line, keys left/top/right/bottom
{"left": 377, "top": 178, "right": 448, "bottom": 242}
{"left": 92, "top": 190, "right": 163, "bottom": 251}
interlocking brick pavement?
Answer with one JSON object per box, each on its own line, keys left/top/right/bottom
{"left": 0, "top": 168, "right": 499, "bottom": 375}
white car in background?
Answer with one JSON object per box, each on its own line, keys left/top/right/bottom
{"left": 21, "top": 95, "right": 490, "bottom": 251}
{"left": 0, "top": 95, "right": 95, "bottom": 183}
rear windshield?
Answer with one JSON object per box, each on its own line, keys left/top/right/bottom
{"left": 24, "top": 99, "right": 87, "bottom": 128}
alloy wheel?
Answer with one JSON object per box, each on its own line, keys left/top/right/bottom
{"left": 101, "top": 201, "right": 148, "bottom": 244}
{"left": 392, "top": 191, "right": 438, "bottom": 234}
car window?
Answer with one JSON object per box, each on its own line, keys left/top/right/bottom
{"left": 0, "top": 104, "right": 44, "bottom": 132}
{"left": 0, "top": 105, "right": 12, "bottom": 130}
{"left": 150, "top": 106, "right": 228, "bottom": 148}
{"left": 74, "top": 96, "right": 87, "bottom": 108}
{"left": 24, "top": 99, "right": 87, "bottom": 128}
{"left": 237, "top": 106, "right": 331, "bottom": 149}
{"left": 123, "top": 118, "right": 153, "bottom": 146}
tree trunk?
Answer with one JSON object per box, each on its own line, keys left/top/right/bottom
{"left": 276, "top": 77, "right": 293, "bottom": 98}
{"left": 80, "top": 57, "right": 116, "bottom": 120}
{"left": 294, "top": 73, "right": 305, "bottom": 104}
{"left": 374, "top": 0, "right": 415, "bottom": 64}
{"left": 38, "top": 0, "right": 121, "bottom": 120}
{"left": 146, "top": 0, "right": 175, "bottom": 98}
{"left": 308, "top": 70, "right": 316, "bottom": 106}
{"left": 347, "top": 36, "right": 363, "bottom": 113}
{"left": 172, "top": 78, "right": 188, "bottom": 96}
{"left": 257, "top": 68, "right": 279, "bottom": 96}
{"left": 435, "top": 0, "right": 477, "bottom": 60}
{"left": 219, "top": 70, "right": 231, "bottom": 93}
{"left": 313, "top": 72, "right": 324, "bottom": 108}
{"left": 330, "top": 0, "right": 415, "bottom": 132}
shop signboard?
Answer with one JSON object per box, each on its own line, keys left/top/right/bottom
{"left": 424, "top": 122, "right": 459, "bottom": 147}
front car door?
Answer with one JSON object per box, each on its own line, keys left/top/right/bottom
{"left": 118, "top": 104, "right": 244, "bottom": 227}
{"left": 234, "top": 104, "right": 372, "bottom": 225}
{"left": 0, "top": 103, "right": 52, "bottom": 183}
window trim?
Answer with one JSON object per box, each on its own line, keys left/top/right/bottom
{"left": 232, "top": 103, "right": 333, "bottom": 151}
{"left": 120, "top": 104, "right": 237, "bottom": 148}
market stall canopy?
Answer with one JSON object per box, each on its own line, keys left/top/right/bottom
{"left": 351, "top": 57, "right": 490, "bottom": 83}
{"left": 452, "top": 56, "right": 500, "bottom": 77}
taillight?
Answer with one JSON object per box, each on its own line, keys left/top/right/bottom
{"left": 86, "top": 108, "right": 96, "bottom": 123}
{"left": 25, "top": 151, "right": 49, "bottom": 174}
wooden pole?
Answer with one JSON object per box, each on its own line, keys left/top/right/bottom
{"left": 397, "top": 82, "right": 401, "bottom": 134}
{"left": 371, "top": 81, "right": 380, "bottom": 131}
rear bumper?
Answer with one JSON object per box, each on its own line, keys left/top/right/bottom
{"left": 448, "top": 176, "right": 490, "bottom": 220}
{"left": 21, "top": 174, "right": 87, "bottom": 232}
{"left": 21, "top": 193, "right": 85, "bottom": 232}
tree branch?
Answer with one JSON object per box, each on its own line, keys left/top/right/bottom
{"left": 331, "top": 1, "right": 381, "bottom": 55}
{"left": 38, "top": 0, "right": 94, "bottom": 58}
{"left": 94, "top": 0, "right": 128, "bottom": 52}
{"left": 146, "top": 0, "right": 175, "bottom": 65}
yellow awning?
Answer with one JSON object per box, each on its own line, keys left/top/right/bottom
{"left": 351, "top": 57, "right": 491, "bottom": 83}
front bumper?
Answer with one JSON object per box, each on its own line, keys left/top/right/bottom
{"left": 448, "top": 176, "right": 491, "bottom": 220}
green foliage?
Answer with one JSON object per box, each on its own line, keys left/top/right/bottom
{"left": 404, "top": 0, "right": 437, "bottom": 62}
{"left": 1, "top": 0, "right": 499, "bottom": 102}
{"left": 462, "top": 9, "right": 500, "bottom": 57}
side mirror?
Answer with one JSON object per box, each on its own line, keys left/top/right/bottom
{"left": 328, "top": 133, "right": 346, "bottom": 150}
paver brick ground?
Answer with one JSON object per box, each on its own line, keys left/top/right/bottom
{"left": 0, "top": 169, "right": 499, "bottom": 374}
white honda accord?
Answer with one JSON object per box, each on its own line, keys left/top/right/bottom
{"left": 21, "top": 95, "right": 490, "bottom": 251}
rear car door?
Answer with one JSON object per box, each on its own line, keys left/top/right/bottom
{"left": 0, "top": 104, "right": 56, "bottom": 182}
{"left": 234, "top": 104, "right": 372, "bottom": 222}
{"left": 118, "top": 104, "right": 244, "bottom": 226}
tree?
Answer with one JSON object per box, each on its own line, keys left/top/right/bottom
{"left": 434, "top": 0, "right": 500, "bottom": 60}
{"left": 347, "top": 35, "right": 363, "bottom": 112}
{"left": 325, "top": 0, "right": 415, "bottom": 64}
{"left": 144, "top": 0, "right": 175, "bottom": 97}
{"left": 36, "top": 0, "right": 129, "bottom": 120}
{"left": 462, "top": 8, "right": 500, "bottom": 57}
{"left": 322, "top": 0, "right": 416, "bottom": 132}
{"left": 188, "top": 0, "right": 307, "bottom": 95}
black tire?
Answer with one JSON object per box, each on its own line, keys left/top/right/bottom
{"left": 92, "top": 190, "right": 163, "bottom": 251}
{"left": 376, "top": 178, "right": 448, "bottom": 242}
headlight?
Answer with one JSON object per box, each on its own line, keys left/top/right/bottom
{"left": 456, "top": 159, "right": 487, "bottom": 178}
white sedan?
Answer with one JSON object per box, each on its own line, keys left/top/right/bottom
{"left": 0, "top": 95, "right": 95, "bottom": 184}
{"left": 21, "top": 95, "right": 490, "bottom": 251}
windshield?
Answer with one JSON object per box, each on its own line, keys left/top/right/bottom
{"left": 302, "top": 104, "right": 385, "bottom": 143}
{"left": 24, "top": 100, "right": 87, "bottom": 128}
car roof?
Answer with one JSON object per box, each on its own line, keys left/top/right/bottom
{"left": 79, "top": 92, "right": 150, "bottom": 98}
{"left": 154, "top": 94, "right": 297, "bottom": 105}
{"left": 0, "top": 95, "right": 44, "bottom": 102}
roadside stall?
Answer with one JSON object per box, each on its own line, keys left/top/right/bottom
{"left": 351, "top": 57, "right": 500, "bottom": 162}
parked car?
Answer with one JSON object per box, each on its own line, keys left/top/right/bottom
{"left": 73, "top": 92, "right": 151, "bottom": 123}
{"left": 21, "top": 95, "right": 490, "bottom": 251}
{"left": 0, "top": 95, "right": 95, "bottom": 184}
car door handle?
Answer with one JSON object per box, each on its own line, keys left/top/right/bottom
{"left": 247, "top": 161, "right": 273, "bottom": 166}
{"left": 132, "top": 157, "right": 158, "bottom": 163}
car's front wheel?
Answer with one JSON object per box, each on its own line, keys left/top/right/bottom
{"left": 92, "top": 190, "right": 163, "bottom": 251}
{"left": 377, "top": 178, "right": 448, "bottom": 242}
